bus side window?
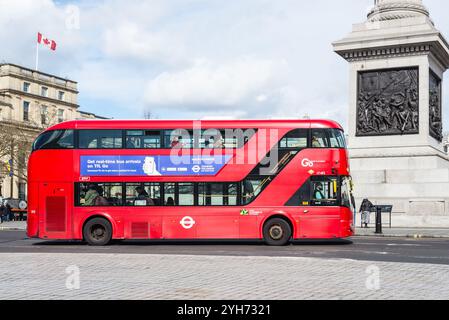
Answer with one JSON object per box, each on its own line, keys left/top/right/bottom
{"left": 126, "top": 130, "right": 161, "bottom": 149}
{"left": 311, "top": 130, "right": 329, "bottom": 148}
{"left": 241, "top": 178, "right": 268, "bottom": 205}
{"left": 78, "top": 183, "right": 121, "bottom": 206}
{"left": 79, "top": 130, "right": 123, "bottom": 149}
{"left": 310, "top": 178, "right": 338, "bottom": 206}
{"left": 279, "top": 129, "right": 308, "bottom": 149}
{"left": 178, "top": 183, "right": 194, "bottom": 206}
{"left": 33, "top": 130, "right": 74, "bottom": 150}
{"left": 164, "top": 183, "right": 176, "bottom": 205}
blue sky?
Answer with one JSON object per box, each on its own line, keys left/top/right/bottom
{"left": 1, "top": 0, "right": 449, "bottom": 130}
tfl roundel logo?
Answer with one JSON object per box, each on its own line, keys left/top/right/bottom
{"left": 180, "top": 216, "right": 196, "bottom": 230}
{"left": 192, "top": 165, "right": 201, "bottom": 173}
{"left": 301, "top": 158, "right": 314, "bottom": 168}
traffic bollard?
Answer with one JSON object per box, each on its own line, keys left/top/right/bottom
{"left": 375, "top": 206, "right": 382, "bottom": 234}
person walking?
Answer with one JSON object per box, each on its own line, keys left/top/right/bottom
{"left": 359, "top": 199, "right": 373, "bottom": 228}
{"left": 5, "top": 204, "right": 13, "bottom": 223}
{"left": 0, "top": 203, "right": 5, "bottom": 224}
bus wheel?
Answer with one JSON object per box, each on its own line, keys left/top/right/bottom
{"left": 263, "top": 218, "right": 292, "bottom": 246}
{"left": 83, "top": 218, "right": 112, "bottom": 246}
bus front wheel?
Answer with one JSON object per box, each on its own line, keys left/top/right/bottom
{"left": 83, "top": 218, "right": 112, "bottom": 246}
{"left": 263, "top": 218, "right": 292, "bottom": 246}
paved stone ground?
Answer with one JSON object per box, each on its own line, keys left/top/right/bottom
{"left": 1, "top": 252, "right": 448, "bottom": 300}
{"left": 356, "top": 227, "right": 449, "bottom": 238}
{"left": 0, "top": 221, "right": 26, "bottom": 231}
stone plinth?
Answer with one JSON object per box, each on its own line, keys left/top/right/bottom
{"left": 333, "top": 0, "right": 449, "bottom": 227}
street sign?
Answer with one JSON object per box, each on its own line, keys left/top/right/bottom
{"left": 7, "top": 159, "right": 13, "bottom": 177}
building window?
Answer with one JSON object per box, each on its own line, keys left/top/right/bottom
{"left": 41, "top": 87, "right": 48, "bottom": 97}
{"left": 23, "top": 82, "right": 30, "bottom": 93}
{"left": 41, "top": 106, "right": 48, "bottom": 125}
{"left": 58, "top": 91, "right": 65, "bottom": 101}
{"left": 23, "top": 101, "right": 30, "bottom": 121}
{"left": 18, "top": 183, "right": 27, "bottom": 201}
{"left": 57, "top": 109, "right": 64, "bottom": 123}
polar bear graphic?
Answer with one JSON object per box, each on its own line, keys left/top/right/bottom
{"left": 142, "top": 157, "right": 161, "bottom": 176}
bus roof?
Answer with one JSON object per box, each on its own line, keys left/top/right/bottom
{"left": 46, "top": 119, "right": 344, "bottom": 131}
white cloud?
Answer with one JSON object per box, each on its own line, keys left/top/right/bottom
{"left": 145, "top": 58, "right": 287, "bottom": 110}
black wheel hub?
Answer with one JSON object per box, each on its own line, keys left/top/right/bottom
{"left": 91, "top": 225, "right": 106, "bottom": 240}
{"left": 269, "top": 225, "right": 284, "bottom": 240}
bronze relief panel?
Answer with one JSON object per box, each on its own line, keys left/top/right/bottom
{"left": 357, "top": 67, "right": 419, "bottom": 137}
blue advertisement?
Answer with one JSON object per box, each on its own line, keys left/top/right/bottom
{"left": 80, "top": 155, "right": 232, "bottom": 177}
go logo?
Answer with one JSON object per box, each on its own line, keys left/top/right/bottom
{"left": 301, "top": 158, "right": 314, "bottom": 168}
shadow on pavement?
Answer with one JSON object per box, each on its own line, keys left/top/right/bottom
{"left": 33, "top": 238, "right": 353, "bottom": 247}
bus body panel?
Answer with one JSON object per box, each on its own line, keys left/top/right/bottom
{"left": 37, "top": 182, "right": 72, "bottom": 240}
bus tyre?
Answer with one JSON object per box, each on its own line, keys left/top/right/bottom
{"left": 83, "top": 218, "right": 112, "bottom": 246}
{"left": 263, "top": 218, "right": 292, "bottom": 246}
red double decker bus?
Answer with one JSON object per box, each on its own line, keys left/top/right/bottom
{"left": 27, "top": 119, "right": 354, "bottom": 246}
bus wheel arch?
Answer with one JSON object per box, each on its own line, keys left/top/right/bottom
{"left": 262, "top": 215, "right": 294, "bottom": 246}
{"left": 82, "top": 215, "right": 114, "bottom": 246}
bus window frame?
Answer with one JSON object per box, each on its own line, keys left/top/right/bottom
{"left": 310, "top": 128, "right": 346, "bottom": 149}
{"left": 73, "top": 129, "right": 257, "bottom": 150}
{"left": 78, "top": 129, "right": 125, "bottom": 150}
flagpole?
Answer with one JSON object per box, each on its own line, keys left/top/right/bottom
{"left": 35, "top": 41, "right": 39, "bottom": 71}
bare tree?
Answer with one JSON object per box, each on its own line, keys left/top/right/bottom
{"left": 0, "top": 108, "right": 62, "bottom": 190}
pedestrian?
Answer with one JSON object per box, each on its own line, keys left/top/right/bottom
{"left": 0, "top": 203, "right": 5, "bottom": 223}
{"left": 359, "top": 198, "right": 373, "bottom": 228}
{"left": 4, "top": 204, "right": 12, "bottom": 223}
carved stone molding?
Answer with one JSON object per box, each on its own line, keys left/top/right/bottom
{"left": 342, "top": 45, "right": 430, "bottom": 62}
{"left": 368, "top": 1, "right": 429, "bottom": 22}
{"left": 357, "top": 67, "right": 419, "bottom": 137}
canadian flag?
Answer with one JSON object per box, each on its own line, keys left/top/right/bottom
{"left": 37, "top": 32, "right": 57, "bottom": 51}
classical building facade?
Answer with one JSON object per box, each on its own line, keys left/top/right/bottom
{"left": 334, "top": 0, "right": 449, "bottom": 227}
{"left": 0, "top": 63, "right": 107, "bottom": 200}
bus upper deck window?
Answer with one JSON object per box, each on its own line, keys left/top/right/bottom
{"left": 32, "top": 130, "right": 74, "bottom": 151}
{"left": 279, "top": 129, "right": 308, "bottom": 149}
{"left": 312, "top": 129, "right": 346, "bottom": 149}
{"left": 79, "top": 130, "right": 123, "bottom": 149}
{"left": 126, "top": 130, "right": 161, "bottom": 149}
{"left": 311, "top": 130, "right": 329, "bottom": 148}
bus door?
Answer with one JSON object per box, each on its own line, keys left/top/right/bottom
{"left": 298, "top": 177, "right": 340, "bottom": 238}
{"left": 39, "top": 182, "right": 72, "bottom": 239}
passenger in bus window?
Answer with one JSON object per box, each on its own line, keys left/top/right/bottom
{"left": 171, "top": 136, "right": 182, "bottom": 148}
{"left": 213, "top": 137, "right": 224, "bottom": 149}
{"left": 134, "top": 186, "right": 154, "bottom": 206}
{"left": 313, "top": 184, "right": 325, "bottom": 200}
{"left": 84, "top": 184, "right": 99, "bottom": 206}
{"left": 242, "top": 180, "right": 255, "bottom": 204}
{"left": 312, "top": 136, "right": 323, "bottom": 148}
{"left": 126, "top": 137, "right": 137, "bottom": 148}
{"left": 94, "top": 186, "right": 109, "bottom": 206}
{"left": 166, "top": 197, "right": 175, "bottom": 206}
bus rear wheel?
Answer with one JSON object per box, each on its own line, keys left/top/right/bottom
{"left": 263, "top": 218, "right": 292, "bottom": 246}
{"left": 83, "top": 218, "right": 112, "bottom": 246}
